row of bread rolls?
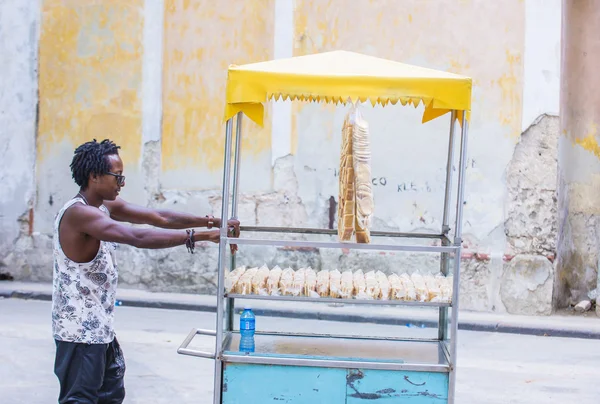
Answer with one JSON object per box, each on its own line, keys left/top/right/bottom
{"left": 225, "top": 265, "right": 452, "bottom": 303}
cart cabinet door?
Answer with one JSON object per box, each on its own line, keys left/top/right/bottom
{"left": 346, "top": 369, "right": 448, "bottom": 403}
{"left": 222, "top": 363, "right": 347, "bottom": 404}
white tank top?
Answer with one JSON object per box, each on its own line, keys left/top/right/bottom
{"left": 51, "top": 197, "right": 119, "bottom": 344}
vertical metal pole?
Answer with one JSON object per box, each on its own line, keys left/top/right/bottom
{"left": 439, "top": 110, "right": 456, "bottom": 342}
{"left": 441, "top": 110, "right": 457, "bottom": 236}
{"left": 448, "top": 111, "right": 468, "bottom": 404}
{"left": 226, "top": 112, "right": 243, "bottom": 332}
{"left": 214, "top": 118, "right": 234, "bottom": 404}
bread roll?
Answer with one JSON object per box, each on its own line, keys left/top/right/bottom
{"left": 251, "top": 264, "right": 270, "bottom": 295}
{"left": 364, "top": 270, "right": 379, "bottom": 299}
{"left": 236, "top": 267, "right": 258, "bottom": 295}
{"left": 376, "top": 271, "right": 390, "bottom": 300}
{"left": 340, "top": 270, "right": 354, "bottom": 298}
{"left": 225, "top": 266, "right": 246, "bottom": 293}
{"left": 267, "top": 266, "right": 283, "bottom": 295}
{"left": 279, "top": 268, "right": 295, "bottom": 296}
{"left": 304, "top": 267, "right": 318, "bottom": 297}
{"left": 316, "top": 270, "right": 330, "bottom": 297}
{"left": 329, "top": 269, "right": 342, "bottom": 298}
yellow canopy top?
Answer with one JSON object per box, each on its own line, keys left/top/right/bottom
{"left": 224, "top": 50, "right": 472, "bottom": 126}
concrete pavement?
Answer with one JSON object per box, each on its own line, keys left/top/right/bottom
{"left": 1, "top": 299, "right": 600, "bottom": 403}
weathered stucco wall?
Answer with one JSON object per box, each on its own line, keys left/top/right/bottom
{"left": 0, "top": 0, "right": 567, "bottom": 314}
{"left": 160, "top": 0, "right": 274, "bottom": 192}
{"left": 556, "top": 0, "right": 600, "bottom": 311}
{"left": 35, "top": 0, "right": 146, "bottom": 236}
{"left": 0, "top": 0, "right": 41, "bottom": 273}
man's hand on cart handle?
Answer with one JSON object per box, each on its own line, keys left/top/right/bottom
{"left": 213, "top": 217, "right": 240, "bottom": 232}
{"left": 227, "top": 218, "right": 240, "bottom": 254}
{"left": 227, "top": 218, "right": 241, "bottom": 237}
{"left": 202, "top": 227, "right": 238, "bottom": 254}
{"left": 205, "top": 218, "right": 240, "bottom": 254}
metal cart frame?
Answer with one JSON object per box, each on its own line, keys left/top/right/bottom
{"left": 178, "top": 51, "right": 470, "bottom": 404}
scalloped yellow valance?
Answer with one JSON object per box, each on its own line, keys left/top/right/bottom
{"left": 224, "top": 50, "right": 471, "bottom": 127}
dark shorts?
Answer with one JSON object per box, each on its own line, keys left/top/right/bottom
{"left": 54, "top": 337, "right": 126, "bottom": 404}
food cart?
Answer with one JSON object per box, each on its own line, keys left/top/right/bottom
{"left": 177, "top": 50, "right": 472, "bottom": 404}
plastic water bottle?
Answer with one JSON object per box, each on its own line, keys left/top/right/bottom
{"left": 115, "top": 300, "right": 122, "bottom": 307}
{"left": 239, "top": 307, "right": 255, "bottom": 353}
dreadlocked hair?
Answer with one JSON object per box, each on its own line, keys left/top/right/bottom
{"left": 70, "top": 139, "right": 121, "bottom": 189}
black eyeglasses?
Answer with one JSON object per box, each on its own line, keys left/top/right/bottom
{"left": 106, "top": 172, "right": 126, "bottom": 186}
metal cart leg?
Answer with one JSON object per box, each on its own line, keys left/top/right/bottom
{"left": 226, "top": 112, "right": 244, "bottom": 332}
{"left": 448, "top": 111, "right": 469, "bottom": 404}
{"left": 439, "top": 110, "right": 457, "bottom": 342}
{"left": 441, "top": 110, "right": 457, "bottom": 238}
{"left": 214, "top": 118, "right": 234, "bottom": 404}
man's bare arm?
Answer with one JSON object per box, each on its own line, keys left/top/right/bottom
{"left": 104, "top": 198, "right": 229, "bottom": 229}
{"left": 73, "top": 205, "right": 220, "bottom": 249}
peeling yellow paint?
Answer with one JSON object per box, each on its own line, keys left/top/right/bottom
{"left": 575, "top": 124, "right": 600, "bottom": 158}
{"left": 292, "top": 0, "right": 524, "bottom": 141}
{"left": 448, "top": 59, "right": 470, "bottom": 73}
{"left": 161, "top": 0, "right": 273, "bottom": 173}
{"left": 38, "top": 0, "right": 144, "bottom": 166}
{"left": 292, "top": 0, "right": 524, "bottom": 147}
{"left": 575, "top": 134, "right": 600, "bottom": 158}
{"left": 505, "top": 49, "right": 522, "bottom": 65}
{"left": 497, "top": 73, "right": 518, "bottom": 123}
{"left": 494, "top": 49, "right": 523, "bottom": 136}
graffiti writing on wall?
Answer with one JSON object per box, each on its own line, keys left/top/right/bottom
{"left": 329, "top": 159, "right": 476, "bottom": 194}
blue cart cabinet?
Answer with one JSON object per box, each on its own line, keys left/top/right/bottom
{"left": 222, "top": 363, "right": 448, "bottom": 404}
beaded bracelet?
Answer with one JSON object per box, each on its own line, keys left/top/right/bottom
{"left": 185, "top": 229, "right": 195, "bottom": 254}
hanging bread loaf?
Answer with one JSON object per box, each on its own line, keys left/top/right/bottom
{"left": 337, "top": 106, "right": 373, "bottom": 243}
{"left": 338, "top": 111, "right": 356, "bottom": 241}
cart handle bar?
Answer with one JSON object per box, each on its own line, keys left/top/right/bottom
{"left": 177, "top": 328, "right": 216, "bottom": 359}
